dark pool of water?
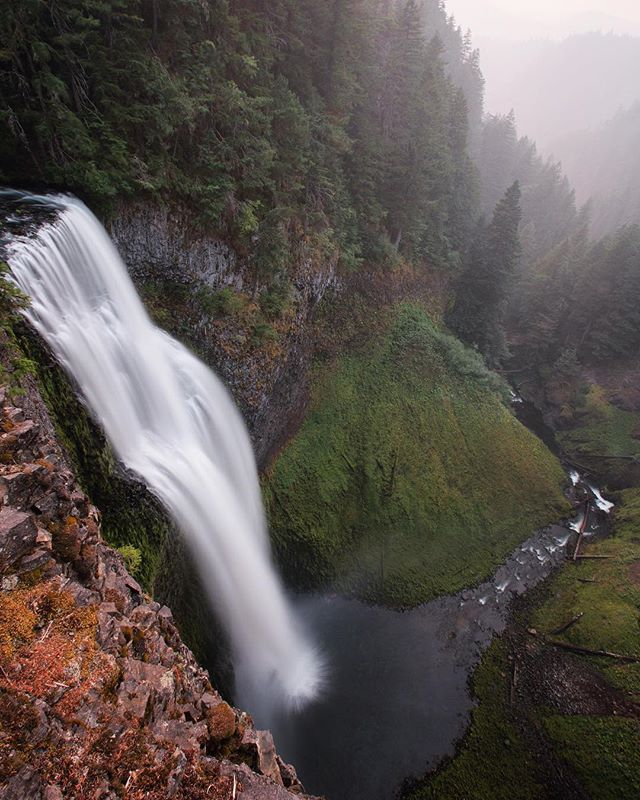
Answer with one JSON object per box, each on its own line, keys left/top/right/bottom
{"left": 239, "top": 523, "right": 574, "bottom": 800}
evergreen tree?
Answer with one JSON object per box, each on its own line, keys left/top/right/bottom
{"left": 0, "top": 0, "right": 482, "bottom": 280}
{"left": 448, "top": 181, "right": 522, "bottom": 364}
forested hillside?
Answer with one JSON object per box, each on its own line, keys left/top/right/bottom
{"left": 0, "top": 0, "right": 483, "bottom": 279}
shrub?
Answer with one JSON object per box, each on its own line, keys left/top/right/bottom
{"left": 251, "top": 321, "right": 278, "bottom": 345}
{"left": 388, "top": 304, "right": 511, "bottom": 403}
{"left": 198, "top": 286, "right": 244, "bottom": 317}
{"left": 235, "top": 200, "right": 261, "bottom": 240}
{"left": 116, "top": 544, "right": 142, "bottom": 577}
{"left": 259, "top": 283, "right": 292, "bottom": 319}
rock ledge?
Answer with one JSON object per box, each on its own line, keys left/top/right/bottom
{"left": 0, "top": 381, "right": 316, "bottom": 800}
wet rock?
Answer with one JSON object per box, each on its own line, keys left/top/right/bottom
{"left": 1, "top": 419, "right": 38, "bottom": 448}
{"left": 220, "top": 762, "right": 306, "bottom": 800}
{"left": 31, "top": 700, "right": 51, "bottom": 746}
{"left": 256, "top": 731, "right": 283, "bottom": 785}
{"left": 17, "top": 547, "right": 54, "bottom": 574}
{"left": 124, "top": 574, "right": 142, "bottom": 594}
{"left": 36, "top": 528, "right": 52, "bottom": 549}
{"left": 152, "top": 719, "right": 209, "bottom": 753}
{"left": 277, "top": 756, "right": 304, "bottom": 792}
{"left": 129, "top": 604, "right": 157, "bottom": 630}
{"left": 242, "top": 728, "right": 284, "bottom": 785}
{"left": 0, "top": 506, "right": 38, "bottom": 569}
{"left": 1, "top": 573, "right": 18, "bottom": 591}
{"left": 3, "top": 766, "right": 43, "bottom": 800}
{"left": 0, "top": 466, "right": 44, "bottom": 507}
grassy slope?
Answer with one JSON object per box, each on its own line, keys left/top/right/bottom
{"left": 531, "top": 488, "right": 640, "bottom": 800}
{"left": 544, "top": 716, "right": 640, "bottom": 800}
{"left": 531, "top": 488, "right": 640, "bottom": 691}
{"left": 560, "top": 384, "right": 639, "bottom": 459}
{"left": 265, "top": 304, "right": 568, "bottom": 607}
{"left": 412, "top": 489, "right": 640, "bottom": 799}
{"left": 557, "top": 384, "right": 640, "bottom": 487}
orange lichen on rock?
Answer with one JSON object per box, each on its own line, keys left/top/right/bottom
{"left": 1, "top": 581, "right": 99, "bottom": 704}
{"left": 206, "top": 701, "right": 237, "bottom": 742}
{"left": 0, "top": 586, "right": 38, "bottom": 661}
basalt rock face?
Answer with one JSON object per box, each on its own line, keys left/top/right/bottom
{"left": 0, "top": 379, "right": 315, "bottom": 800}
{"left": 110, "top": 203, "right": 240, "bottom": 290}
{"left": 109, "top": 203, "right": 338, "bottom": 468}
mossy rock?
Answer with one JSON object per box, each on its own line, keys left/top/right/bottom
{"left": 265, "top": 304, "right": 569, "bottom": 607}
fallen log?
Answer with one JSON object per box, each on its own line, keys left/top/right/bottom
{"left": 547, "top": 639, "right": 640, "bottom": 663}
{"left": 577, "top": 578, "right": 597, "bottom": 584}
{"left": 573, "top": 554, "right": 614, "bottom": 560}
{"left": 550, "top": 612, "right": 584, "bottom": 636}
{"left": 583, "top": 454, "right": 638, "bottom": 462}
{"left": 572, "top": 500, "right": 590, "bottom": 561}
{"left": 510, "top": 660, "right": 518, "bottom": 706}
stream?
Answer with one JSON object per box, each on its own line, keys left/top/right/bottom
{"left": 238, "top": 402, "right": 615, "bottom": 800}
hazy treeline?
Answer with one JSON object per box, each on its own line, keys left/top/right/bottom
{"left": 476, "top": 112, "right": 578, "bottom": 267}
{"left": 511, "top": 223, "right": 640, "bottom": 370}
{"left": 553, "top": 103, "right": 640, "bottom": 238}
{"left": 483, "top": 32, "right": 640, "bottom": 152}
{"left": 481, "top": 30, "right": 640, "bottom": 238}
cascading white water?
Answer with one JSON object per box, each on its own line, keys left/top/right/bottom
{"left": 6, "top": 194, "right": 323, "bottom": 709}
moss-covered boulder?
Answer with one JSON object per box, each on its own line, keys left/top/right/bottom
{"left": 265, "top": 304, "right": 569, "bottom": 607}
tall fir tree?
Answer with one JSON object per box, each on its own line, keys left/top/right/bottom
{"left": 448, "top": 181, "right": 522, "bottom": 365}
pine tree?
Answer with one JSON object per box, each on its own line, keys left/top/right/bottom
{"left": 448, "top": 181, "right": 522, "bottom": 364}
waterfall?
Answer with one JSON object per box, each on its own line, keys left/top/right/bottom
{"left": 5, "top": 194, "right": 323, "bottom": 709}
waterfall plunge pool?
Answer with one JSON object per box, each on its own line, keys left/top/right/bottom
{"left": 237, "top": 514, "right": 601, "bottom": 800}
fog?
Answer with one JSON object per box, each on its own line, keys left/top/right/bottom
{"left": 445, "top": 1, "right": 640, "bottom": 130}
{"left": 443, "top": 0, "right": 640, "bottom": 236}
{"left": 445, "top": 0, "right": 640, "bottom": 41}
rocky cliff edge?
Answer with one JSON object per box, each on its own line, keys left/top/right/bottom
{"left": 0, "top": 377, "right": 316, "bottom": 800}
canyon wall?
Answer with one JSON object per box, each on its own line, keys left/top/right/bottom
{"left": 110, "top": 204, "right": 339, "bottom": 468}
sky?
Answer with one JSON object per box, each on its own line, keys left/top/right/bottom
{"left": 444, "top": 0, "right": 640, "bottom": 40}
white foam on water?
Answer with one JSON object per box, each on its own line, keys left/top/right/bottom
{"left": 588, "top": 483, "right": 615, "bottom": 513}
